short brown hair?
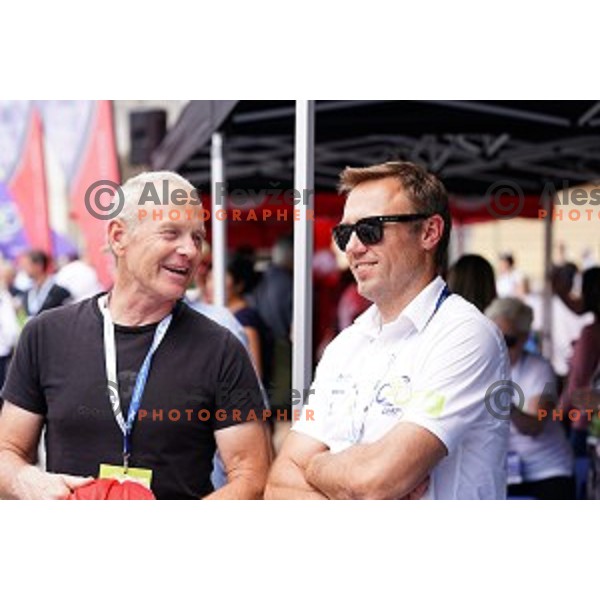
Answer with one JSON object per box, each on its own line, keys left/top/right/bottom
{"left": 338, "top": 161, "right": 451, "bottom": 269}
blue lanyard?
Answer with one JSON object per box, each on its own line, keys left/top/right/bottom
{"left": 99, "top": 295, "right": 172, "bottom": 470}
{"left": 424, "top": 284, "right": 451, "bottom": 329}
{"left": 435, "top": 284, "right": 451, "bottom": 312}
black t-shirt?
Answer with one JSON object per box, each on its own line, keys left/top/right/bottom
{"left": 1, "top": 294, "right": 265, "bottom": 499}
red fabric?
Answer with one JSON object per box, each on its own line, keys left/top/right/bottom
{"left": 69, "top": 101, "right": 120, "bottom": 288}
{"left": 68, "top": 478, "right": 155, "bottom": 500}
{"left": 8, "top": 108, "right": 52, "bottom": 253}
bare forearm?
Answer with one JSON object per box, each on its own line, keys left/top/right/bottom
{"left": 265, "top": 479, "right": 328, "bottom": 500}
{"left": 0, "top": 450, "right": 38, "bottom": 499}
{"left": 204, "top": 473, "right": 266, "bottom": 499}
{"left": 306, "top": 449, "right": 367, "bottom": 499}
{"left": 306, "top": 444, "right": 424, "bottom": 500}
{"left": 510, "top": 407, "right": 544, "bottom": 436}
{"left": 265, "top": 458, "right": 328, "bottom": 500}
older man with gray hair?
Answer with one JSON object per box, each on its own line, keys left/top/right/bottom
{"left": 486, "top": 297, "right": 574, "bottom": 499}
{"left": 0, "top": 171, "right": 270, "bottom": 499}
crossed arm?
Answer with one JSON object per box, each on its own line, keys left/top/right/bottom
{"left": 265, "top": 422, "right": 446, "bottom": 500}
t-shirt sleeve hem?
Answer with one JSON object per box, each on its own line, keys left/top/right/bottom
{"left": 0, "top": 394, "right": 47, "bottom": 416}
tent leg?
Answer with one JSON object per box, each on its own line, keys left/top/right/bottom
{"left": 211, "top": 132, "right": 227, "bottom": 307}
{"left": 292, "top": 101, "right": 315, "bottom": 407}
{"left": 541, "top": 194, "right": 553, "bottom": 360}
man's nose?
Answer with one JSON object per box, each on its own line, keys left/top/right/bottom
{"left": 345, "top": 230, "right": 367, "bottom": 254}
{"left": 177, "top": 234, "right": 199, "bottom": 258}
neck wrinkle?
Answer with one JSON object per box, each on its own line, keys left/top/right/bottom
{"left": 107, "top": 283, "right": 175, "bottom": 327}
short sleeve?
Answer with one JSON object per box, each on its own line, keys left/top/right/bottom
{"left": 212, "top": 332, "right": 267, "bottom": 430}
{"left": 402, "top": 318, "right": 509, "bottom": 455}
{"left": 1, "top": 318, "right": 47, "bottom": 415}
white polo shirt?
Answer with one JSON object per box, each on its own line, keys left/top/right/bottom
{"left": 294, "top": 276, "right": 510, "bottom": 499}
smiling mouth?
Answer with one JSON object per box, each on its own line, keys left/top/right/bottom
{"left": 163, "top": 265, "right": 190, "bottom": 277}
{"left": 353, "top": 262, "right": 377, "bottom": 271}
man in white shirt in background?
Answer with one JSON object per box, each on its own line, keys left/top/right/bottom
{"left": 266, "top": 161, "right": 510, "bottom": 500}
{"left": 0, "top": 276, "right": 19, "bottom": 394}
{"left": 496, "top": 252, "right": 525, "bottom": 299}
{"left": 55, "top": 253, "right": 103, "bottom": 302}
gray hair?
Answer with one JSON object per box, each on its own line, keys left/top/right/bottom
{"left": 485, "top": 297, "right": 533, "bottom": 334}
{"left": 117, "top": 171, "right": 200, "bottom": 228}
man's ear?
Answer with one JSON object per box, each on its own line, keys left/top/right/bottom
{"left": 421, "top": 214, "right": 444, "bottom": 253}
{"left": 107, "top": 219, "right": 128, "bottom": 257}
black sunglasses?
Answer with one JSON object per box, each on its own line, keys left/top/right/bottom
{"left": 332, "top": 214, "right": 432, "bottom": 251}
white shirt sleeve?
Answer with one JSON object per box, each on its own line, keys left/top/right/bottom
{"left": 402, "top": 317, "right": 509, "bottom": 455}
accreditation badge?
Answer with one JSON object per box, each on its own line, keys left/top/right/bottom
{"left": 99, "top": 464, "right": 153, "bottom": 489}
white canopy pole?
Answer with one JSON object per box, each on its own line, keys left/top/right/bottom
{"left": 292, "top": 101, "right": 315, "bottom": 405}
{"left": 541, "top": 193, "right": 553, "bottom": 360}
{"left": 211, "top": 132, "right": 227, "bottom": 307}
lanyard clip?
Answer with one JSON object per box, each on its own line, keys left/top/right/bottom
{"left": 123, "top": 453, "right": 130, "bottom": 473}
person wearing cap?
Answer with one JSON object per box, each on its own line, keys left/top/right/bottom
{"left": 265, "top": 161, "right": 509, "bottom": 500}
{"left": 0, "top": 171, "right": 270, "bottom": 500}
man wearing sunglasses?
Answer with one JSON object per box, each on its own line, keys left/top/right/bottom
{"left": 266, "top": 161, "right": 509, "bottom": 499}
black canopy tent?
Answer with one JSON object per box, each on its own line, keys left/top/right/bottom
{"left": 152, "top": 100, "right": 600, "bottom": 197}
{"left": 151, "top": 100, "right": 600, "bottom": 389}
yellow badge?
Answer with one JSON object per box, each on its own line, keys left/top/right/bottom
{"left": 98, "top": 464, "right": 153, "bottom": 489}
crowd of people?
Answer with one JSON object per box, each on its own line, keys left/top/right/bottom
{"left": 447, "top": 252, "right": 600, "bottom": 499}
{"left": 0, "top": 163, "right": 598, "bottom": 499}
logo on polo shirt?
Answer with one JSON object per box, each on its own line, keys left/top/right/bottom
{"left": 375, "top": 375, "right": 446, "bottom": 418}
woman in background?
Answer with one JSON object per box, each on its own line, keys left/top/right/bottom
{"left": 447, "top": 254, "right": 497, "bottom": 312}
{"left": 207, "top": 255, "right": 272, "bottom": 388}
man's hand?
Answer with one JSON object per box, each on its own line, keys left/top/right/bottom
{"left": 401, "top": 476, "right": 429, "bottom": 500}
{"left": 14, "top": 465, "right": 92, "bottom": 500}
{"left": 264, "top": 431, "right": 329, "bottom": 499}
{"left": 0, "top": 401, "right": 86, "bottom": 499}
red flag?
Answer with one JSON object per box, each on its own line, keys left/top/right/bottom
{"left": 4, "top": 105, "right": 51, "bottom": 253}
{"left": 68, "top": 101, "right": 120, "bottom": 287}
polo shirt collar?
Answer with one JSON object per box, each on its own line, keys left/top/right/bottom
{"left": 354, "top": 276, "right": 446, "bottom": 338}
